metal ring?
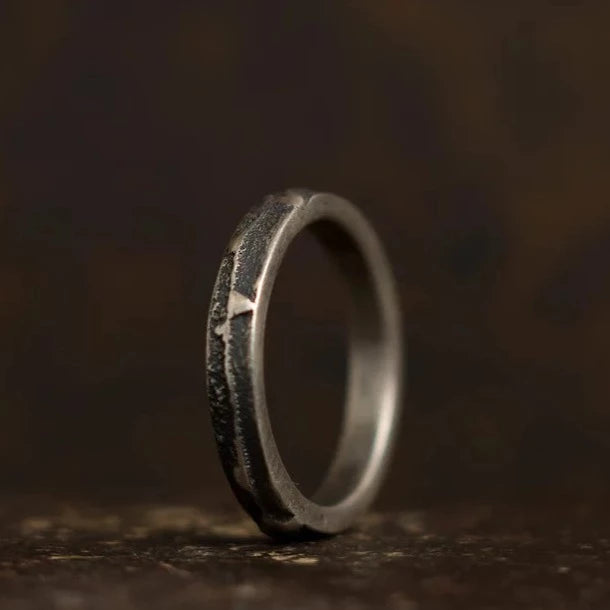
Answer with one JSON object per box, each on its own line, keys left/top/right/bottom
{"left": 206, "top": 189, "right": 403, "bottom": 538}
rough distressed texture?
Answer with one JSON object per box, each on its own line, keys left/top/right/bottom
{"left": 1, "top": 501, "right": 610, "bottom": 609}
{"left": 206, "top": 195, "right": 296, "bottom": 534}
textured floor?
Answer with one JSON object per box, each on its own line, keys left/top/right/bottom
{"left": 0, "top": 502, "right": 609, "bottom": 609}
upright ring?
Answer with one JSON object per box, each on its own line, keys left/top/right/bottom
{"left": 206, "top": 189, "right": 404, "bottom": 538}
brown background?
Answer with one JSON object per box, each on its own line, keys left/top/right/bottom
{"left": 1, "top": 1, "right": 609, "bottom": 510}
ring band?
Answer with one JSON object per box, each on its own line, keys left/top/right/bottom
{"left": 206, "top": 190, "right": 403, "bottom": 538}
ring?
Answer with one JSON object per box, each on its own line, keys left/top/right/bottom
{"left": 206, "top": 189, "right": 403, "bottom": 538}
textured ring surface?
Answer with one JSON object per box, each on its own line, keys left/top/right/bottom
{"left": 206, "top": 190, "right": 403, "bottom": 538}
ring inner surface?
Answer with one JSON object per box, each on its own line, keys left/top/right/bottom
{"left": 264, "top": 225, "right": 346, "bottom": 497}
{"left": 293, "top": 219, "right": 389, "bottom": 507}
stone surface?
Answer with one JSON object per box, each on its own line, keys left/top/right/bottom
{"left": 1, "top": 501, "right": 609, "bottom": 609}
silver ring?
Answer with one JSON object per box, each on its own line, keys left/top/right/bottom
{"left": 206, "top": 189, "right": 403, "bottom": 538}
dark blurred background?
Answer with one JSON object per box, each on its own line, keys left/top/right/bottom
{"left": 1, "top": 1, "right": 609, "bottom": 510}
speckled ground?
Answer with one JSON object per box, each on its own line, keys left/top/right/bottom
{"left": 1, "top": 502, "right": 609, "bottom": 609}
